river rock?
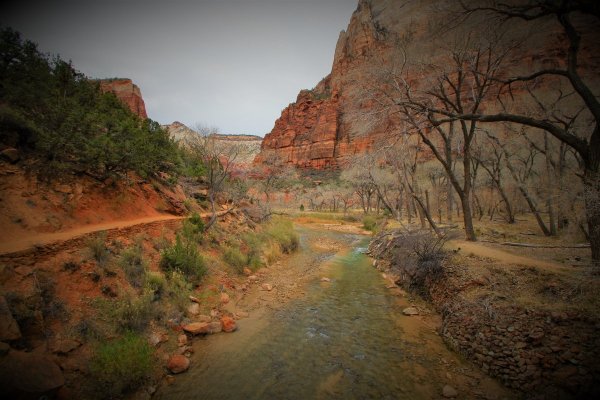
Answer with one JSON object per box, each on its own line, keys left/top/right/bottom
{"left": 182, "top": 322, "right": 211, "bottom": 335}
{"left": 220, "top": 292, "right": 230, "bottom": 304}
{"left": 234, "top": 311, "right": 249, "bottom": 319}
{"left": 167, "top": 355, "right": 190, "bottom": 374}
{"left": 442, "top": 385, "right": 458, "bottom": 398}
{"left": 261, "top": 283, "right": 273, "bottom": 291}
{"left": 197, "top": 314, "right": 212, "bottom": 323}
{"left": 402, "top": 307, "right": 419, "bottom": 316}
{"left": 208, "top": 321, "right": 222, "bottom": 334}
{"left": 0, "top": 295, "right": 21, "bottom": 341}
{"left": 221, "top": 316, "right": 237, "bottom": 333}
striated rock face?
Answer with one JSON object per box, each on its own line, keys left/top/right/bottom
{"left": 256, "top": 0, "right": 400, "bottom": 169}
{"left": 256, "top": 85, "right": 340, "bottom": 169}
{"left": 257, "top": 0, "right": 599, "bottom": 170}
{"left": 99, "top": 78, "right": 148, "bottom": 119}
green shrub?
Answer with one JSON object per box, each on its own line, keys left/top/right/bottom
{"left": 299, "top": 204, "right": 305, "bottom": 211}
{"left": 164, "top": 271, "right": 192, "bottom": 313}
{"left": 266, "top": 218, "right": 299, "bottom": 253}
{"left": 223, "top": 246, "right": 247, "bottom": 273}
{"left": 242, "top": 232, "right": 264, "bottom": 270}
{"left": 181, "top": 212, "right": 205, "bottom": 243}
{"left": 110, "top": 291, "right": 155, "bottom": 333}
{"left": 362, "top": 215, "right": 377, "bottom": 231}
{"left": 90, "top": 331, "right": 153, "bottom": 397}
{"left": 160, "top": 235, "right": 206, "bottom": 283}
{"left": 88, "top": 231, "right": 110, "bottom": 265}
{"left": 118, "top": 244, "right": 147, "bottom": 288}
{"left": 145, "top": 271, "right": 165, "bottom": 298}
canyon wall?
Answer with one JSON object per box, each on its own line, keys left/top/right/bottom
{"left": 99, "top": 78, "right": 148, "bottom": 119}
{"left": 256, "top": 0, "right": 417, "bottom": 169}
{"left": 256, "top": 0, "right": 599, "bottom": 170}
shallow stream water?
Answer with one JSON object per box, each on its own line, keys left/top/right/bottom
{"left": 157, "top": 225, "right": 509, "bottom": 400}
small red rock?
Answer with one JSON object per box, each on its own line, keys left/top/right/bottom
{"left": 221, "top": 316, "right": 237, "bottom": 333}
{"left": 167, "top": 355, "right": 190, "bottom": 374}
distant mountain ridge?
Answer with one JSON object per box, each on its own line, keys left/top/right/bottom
{"left": 163, "top": 121, "right": 262, "bottom": 166}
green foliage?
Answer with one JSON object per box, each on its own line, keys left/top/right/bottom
{"left": 163, "top": 271, "right": 192, "bottom": 313}
{"left": 265, "top": 218, "right": 299, "bottom": 253}
{"left": 96, "top": 290, "right": 155, "bottom": 333}
{"left": 90, "top": 331, "right": 153, "bottom": 397}
{"left": 118, "top": 244, "right": 148, "bottom": 288}
{"left": 160, "top": 235, "right": 206, "bottom": 284}
{"left": 223, "top": 246, "right": 247, "bottom": 273}
{"left": 87, "top": 231, "right": 110, "bottom": 266}
{"left": 363, "top": 215, "right": 377, "bottom": 231}
{"left": 145, "top": 271, "right": 165, "bottom": 296}
{"left": 299, "top": 204, "right": 305, "bottom": 211}
{"left": 0, "top": 27, "right": 178, "bottom": 180}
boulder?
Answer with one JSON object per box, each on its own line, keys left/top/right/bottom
{"left": 0, "top": 148, "right": 19, "bottom": 163}
{"left": 49, "top": 338, "right": 81, "bottom": 354}
{"left": 0, "top": 350, "right": 65, "bottom": 395}
{"left": 177, "top": 334, "right": 188, "bottom": 346}
{"left": 182, "top": 322, "right": 211, "bottom": 335}
{"left": 402, "top": 307, "right": 419, "bottom": 316}
{"left": 243, "top": 267, "right": 252, "bottom": 276}
{"left": 0, "top": 295, "right": 21, "bottom": 341}
{"left": 261, "top": 283, "right": 273, "bottom": 291}
{"left": 221, "top": 316, "right": 237, "bottom": 333}
{"left": 167, "top": 355, "right": 190, "bottom": 374}
{"left": 442, "top": 385, "right": 458, "bottom": 398}
{"left": 248, "top": 275, "right": 259, "bottom": 282}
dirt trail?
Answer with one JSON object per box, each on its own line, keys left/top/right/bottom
{"left": 448, "top": 239, "right": 569, "bottom": 272}
{"left": 0, "top": 215, "right": 184, "bottom": 255}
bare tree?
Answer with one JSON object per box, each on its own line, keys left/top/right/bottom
{"left": 193, "top": 124, "right": 247, "bottom": 230}
{"left": 442, "top": 2, "right": 600, "bottom": 260}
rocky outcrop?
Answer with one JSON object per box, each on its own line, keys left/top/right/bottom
{"left": 99, "top": 78, "right": 148, "bottom": 119}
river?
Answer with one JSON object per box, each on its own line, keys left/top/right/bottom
{"left": 156, "top": 223, "right": 510, "bottom": 399}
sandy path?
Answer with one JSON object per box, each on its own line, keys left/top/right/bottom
{"left": 448, "top": 239, "right": 568, "bottom": 272}
{"left": 0, "top": 215, "right": 184, "bottom": 255}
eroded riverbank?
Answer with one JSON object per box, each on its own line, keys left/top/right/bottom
{"left": 157, "top": 223, "right": 513, "bottom": 399}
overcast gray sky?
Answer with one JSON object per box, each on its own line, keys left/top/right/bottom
{"left": 2, "top": 0, "right": 357, "bottom": 136}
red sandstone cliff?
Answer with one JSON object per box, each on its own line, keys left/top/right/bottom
{"left": 256, "top": 0, "right": 401, "bottom": 169}
{"left": 99, "top": 78, "right": 148, "bottom": 119}
{"left": 256, "top": 0, "right": 599, "bottom": 170}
